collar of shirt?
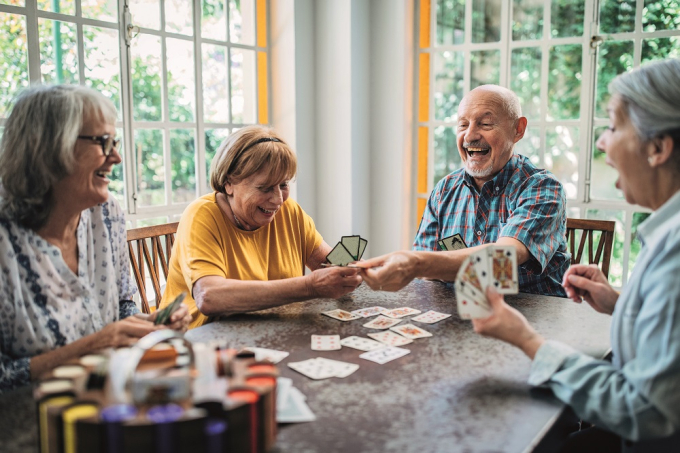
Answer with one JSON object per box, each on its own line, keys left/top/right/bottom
{"left": 461, "top": 154, "right": 522, "bottom": 195}
{"left": 637, "top": 189, "right": 680, "bottom": 248}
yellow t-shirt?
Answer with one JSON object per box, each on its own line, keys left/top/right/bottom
{"left": 159, "top": 193, "right": 323, "bottom": 328}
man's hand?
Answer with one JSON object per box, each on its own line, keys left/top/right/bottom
{"left": 471, "top": 288, "right": 544, "bottom": 359}
{"left": 355, "top": 251, "right": 419, "bottom": 292}
{"left": 562, "top": 264, "right": 618, "bottom": 315}
{"left": 306, "top": 267, "right": 363, "bottom": 299}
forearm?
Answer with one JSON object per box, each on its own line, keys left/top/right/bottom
{"left": 194, "top": 276, "right": 315, "bottom": 316}
{"left": 29, "top": 332, "right": 107, "bottom": 380}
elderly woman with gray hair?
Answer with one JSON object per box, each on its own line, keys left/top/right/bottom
{"left": 472, "top": 58, "right": 680, "bottom": 452}
{"left": 0, "top": 85, "right": 190, "bottom": 393}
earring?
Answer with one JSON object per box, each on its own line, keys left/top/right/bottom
{"left": 648, "top": 156, "right": 654, "bottom": 165}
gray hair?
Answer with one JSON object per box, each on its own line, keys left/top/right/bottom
{"left": 610, "top": 58, "right": 680, "bottom": 147}
{"left": 0, "top": 84, "right": 117, "bottom": 229}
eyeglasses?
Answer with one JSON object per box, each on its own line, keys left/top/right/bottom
{"left": 77, "top": 134, "right": 120, "bottom": 157}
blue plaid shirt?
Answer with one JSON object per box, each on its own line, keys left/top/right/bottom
{"left": 414, "top": 154, "right": 569, "bottom": 297}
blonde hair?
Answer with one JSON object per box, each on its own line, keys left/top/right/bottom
{"left": 209, "top": 125, "right": 297, "bottom": 192}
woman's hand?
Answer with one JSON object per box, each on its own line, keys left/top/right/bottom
{"left": 307, "top": 267, "right": 363, "bottom": 299}
{"left": 355, "top": 251, "right": 419, "bottom": 292}
{"left": 471, "top": 288, "right": 544, "bottom": 359}
{"left": 166, "top": 303, "right": 192, "bottom": 332}
{"left": 96, "top": 316, "right": 163, "bottom": 349}
{"left": 562, "top": 264, "right": 618, "bottom": 315}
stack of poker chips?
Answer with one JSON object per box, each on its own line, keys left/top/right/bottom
{"left": 34, "top": 339, "right": 279, "bottom": 453}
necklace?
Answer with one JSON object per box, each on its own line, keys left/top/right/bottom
{"left": 232, "top": 212, "right": 246, "bottom": 230}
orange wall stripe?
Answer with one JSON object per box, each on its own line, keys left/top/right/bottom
{"left": 257, "top": 51, "right": 268, "bottom": 124}
{"left": 417, "top": 198, "right": 427, "bottom": 228}
{"left": 419, "top": 0, "right": 430, "bottom": 48}
{"left": 257, "top": 0, "right": 267, "bottom": 48}
{"left": 417, "top": 126, "right": 428, "bottom": 193}
{"left": 418, "top": 53, "right": 430, "bottom": 123}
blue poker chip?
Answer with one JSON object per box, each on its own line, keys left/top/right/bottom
{"left": 100, "top": 404, "right": 138, "bottom": 422}
{"left": 146, "top": 403, "right": 184, "bottom": 423}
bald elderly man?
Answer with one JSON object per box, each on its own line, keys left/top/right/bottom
{"left": 359, "top": 85, "right": 569, "bottom": 296}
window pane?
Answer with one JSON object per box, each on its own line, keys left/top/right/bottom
{"left": 584, "top": 209, "right": 624, "bottom": 286}
{"left": 230, "top": 48, "right": 256, "bottom": 124}
{"left": 434, "top": 51, "right": 464, "bottom": 121}
{"left": 513, "top": 0, "right": 543, "bottom": 41}
{"left": 202, "top": 0, "right": 227, "bottom": 41}
{"left": 229, "top": 0, "right": 255, "bottom": 45}
{"left": 643, "top": 0, "right": 680, "bottom": 32}
{"left": 137, "top": 216, "right": 169, "bottom": 227}
{"left": 1, "top": 0, "right": 24, "bottom": 6}
{"left": 0, "top": 13, "right": 28, "bottom": 117}
{"left": 551, "top": 0, "right": 585, "bottom": 38}
{"left": 135, "top": 129, "right": 165, "bottom": 206}
{"left": 545, "top": 126, "right": 578, "bottom": 199}
{"left": 548, "top": 44, "right": 582, "bottom": 120}
{"left": 82, "top": 0, "right": 118, "bottom": 23}
{"left": 436, "top": 0, "right": 465, "bottom": 45}
{"left": 37, "top": 0, "right": 75, "bottom": 15}
{"left": 109, "top": 127, "right": 126, "bottom": 209}
{"left": 590, "top": 126, "right": 624, "bottom": 201}
{"left": 131, "top": 34, "right": 162, "bottom": 121}
{"left": 38, "top": 19, "right": 79, "bottom": 85}
{"left": 202, "top": 44, "right": 230, "bottom": 123}
{"left": 170, "top": 129, "right": 196, "bottom": 204}
{"left": 599, "top": 0, "right": 635, "bottom": 34}
{"left": 629, "top": 212, "right": 651, "bottom": 278}
{"left": 471, "top": 50, "right": 500, "bottom": 89}
{"left": 166, "top": 0, "right": 193, "bottom": 36}
{"left": 167, "top": 38, "right": 195, "bottom": 122}
{"left": 595, "top": 40, "right": 633, "bottom": 119}
{"left": 515, "top": 126, "right": 541, "bottom": 166}
{"left": 471, "top": 0, "right": 501, "bottom": 43}
{"left": 433, "top": 126, "right": 460, "bottom": 184}
{"left": 83, "top": 26, "right": 121, "bottom": 117}
{"left": 641, "top": 37, "right": 680, "bottom": 63}
{"left": 205, "top": 128, "right": 230, "bottom": 182}
{"left": 511, "top": 47, "right": 541, "bottom": 121}
{"left": 130, "top": 0, "right": 161, "bottom": 30}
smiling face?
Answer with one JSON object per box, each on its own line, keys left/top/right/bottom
{"left": 52, "top": 113, "right": 121, "bottom": 213}
{"left": 456, "top": 86, "right": 527, "bottom": 188}
{"left": 225, "top": 167, "right": 291, "bottom": 230}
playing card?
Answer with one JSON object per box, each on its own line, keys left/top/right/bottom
{"left": 311, "top": 335, "right": 341, "bottom": 351}
{"left": 362, "top": 315, "right": 402, "bottom": 329}
{"left": 277, "top": 377, "right": 293, "bottom": 411}
{"left": 441, "top": 233, "right": 467, "bottom": 251}
{"left": 456, "top": 257, "right": 486, "bottom": 301}
{"left": 314, "top": 358, "right": 359, "bottom": 378}
{"left": 350, "top": 306, "right": 387, "bottom": 318}
{"left": 470, "top": 249, "right": 491, "bottom": 290}
{"left": 359, "top": 346, "right": 410, "bottom": 364}
{"left": 488, "top": 246, "right": 519, "bottom": 294}
{"left": 358, "top": 237, "right": 368, "bottom": 259}
{"left": 411, "top": 310, "right": 452, "bottom": 324}
{"left": 456, "top": 286, "right": 493, "bottom": 319}
{"left": 154, "top": 292, "right": 186, "bottom": 325}
{"left": 277, "top": 386, "right": 316, "bottom": 423}
{"left": 322, "top": 309, "right": 362, "bottom": 321}
{"left": 382, "top": 307, "right": 422, "bottom": 319}
{"left": 339, "top": 336, "right": 384, "bottom": 352}
{"left": 326, "top": 242, "right": 356, "bottom": 266}
{"left": 288, "top": 358, "right": 337, "bottom": 380}
{"left": 241, "top": 347, "right": 290, "bottom": 364}
{"left": 390, "top": 323, "right": 432, "bottom": 339}
{"left": 367, "top": 331, "right": 413, "bottom": 346}
{"left": 341, "top": 235, "right": 361, "bottom": 260}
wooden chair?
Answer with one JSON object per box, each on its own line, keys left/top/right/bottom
{"left": 127, "top": 222, "right": 179, "bottom": 314}
{"left": 566, "top": 218, "right": 616, "bottom": 278}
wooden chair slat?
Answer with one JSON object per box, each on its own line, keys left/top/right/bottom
{"left": 566, "top": 218, "right": 616, "bottom": 278}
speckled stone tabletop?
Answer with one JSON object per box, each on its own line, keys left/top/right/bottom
{"left": 0, "top": 279, "right": 611, "bottom": 453}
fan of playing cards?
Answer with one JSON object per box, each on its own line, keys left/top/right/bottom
{"left": 455, "top": 246, "right": 519, "bottom": 319}
{"left": 325, "top": 235, "right": 368, "bottom": 266}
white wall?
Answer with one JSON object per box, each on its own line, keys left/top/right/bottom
{"left": 271, "top": 0, "right": 413, "bottom": 258}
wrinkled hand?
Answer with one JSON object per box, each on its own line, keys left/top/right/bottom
{"left": 97, "top": 316, "right": 163, "bottom": 348}
{"left": 166, "top": 303, "right": 192, "bottom": 332}
{"left": 471, "top": 288, "right": 544, "bottom": 359}
{"left": 308, "top": 267, "right": 363, "bottom": 299}
{"left": 355, "top": 251, "right": 418, "bottom": 292}
{"left": 562, "top": 264, "right": 618, "bottom": 315}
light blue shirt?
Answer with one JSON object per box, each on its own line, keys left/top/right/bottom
{"left": 529, "top": 190, "right": 680, "bottom": 451}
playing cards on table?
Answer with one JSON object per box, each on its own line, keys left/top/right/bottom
{"left": 455, "top": 245, "right": 518, "bottom": 319}
{"left": 325, "top": 235, "right": 368, "bottom": 266}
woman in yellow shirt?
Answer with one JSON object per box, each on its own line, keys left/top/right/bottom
{"left": 161, "top": 126, "right": 362, "bottom": 328}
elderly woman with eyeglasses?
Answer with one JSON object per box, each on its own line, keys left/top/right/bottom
{"left": 0, "top": 85, "right": 190, "bottom": 393}
{"left": 159, "top": 125, "right": 362, "bottom": 329}
{"left": 472, "top": 59, "right": 680, "bottom": 452}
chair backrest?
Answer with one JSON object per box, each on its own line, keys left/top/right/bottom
{"left": 126, "top": 222, "right": 179, "bottom": 314}
{"left": 566, "top": 218, "right": 616, "bottom": 278}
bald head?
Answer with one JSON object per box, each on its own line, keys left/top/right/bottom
{"left": 459, "top": 85, "right": 522, "bottom": 123}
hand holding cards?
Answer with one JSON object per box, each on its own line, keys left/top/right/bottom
{"left": 455, "top": 246, "right": 518, "bottom": 319}
{"left": 154, "top": 292, "right": 186, "bottom": 325}
{"left": 325, "top": 235, "right": 368, "bottom": 266}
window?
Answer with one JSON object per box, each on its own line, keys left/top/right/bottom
{"left": 415, "top": 0, "right": 679, "bottom": 286}
{"left": 0, "top": 0, "right": 271, "bottom": 226}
